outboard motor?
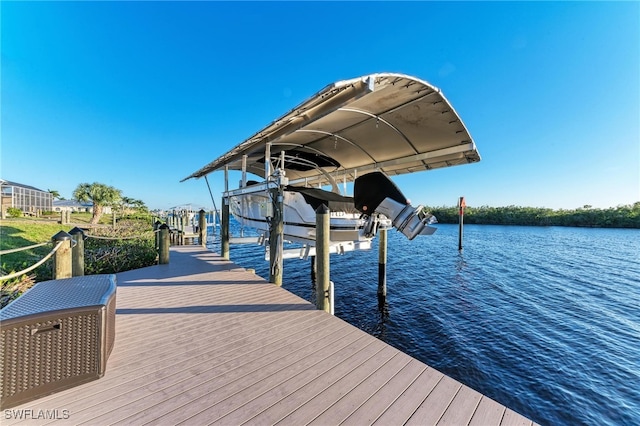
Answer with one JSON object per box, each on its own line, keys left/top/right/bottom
{"left": 354, "top": 172, "right": 437, "bottom": 240}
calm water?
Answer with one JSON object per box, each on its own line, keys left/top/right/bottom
{"left": 209, "top": 221, "right": 640, "bottom": 425}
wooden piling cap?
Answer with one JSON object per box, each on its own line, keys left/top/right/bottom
{"left": 69, "top": 227, "right": 85, "bottom": 236}
{"left": 315, "top": 204, "right": 330, "bottom": 214}
{"left": 52, "top": 230, "right": 72, "bottom": 241}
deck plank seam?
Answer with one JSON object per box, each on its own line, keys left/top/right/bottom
{"left": 265, "top": 341, "right": 391, "bottom": 426}
{"left": 338, "top": 359, "right": 428, "bottom": 425}
{"left": 305, "top": 351, "right": 413, "bottom": 425}
{"left": 109, "top": 304, "right": 316, "bottom": 355}
{"left": 100, "top": 321, "right": 362, "bottom": 425}
{"left": 40, "top": 313, "right": 343, "bottom": 423}
{"left": 30, "top": 310, "right": 327, "bottom": 410}
{"left": 177, "top": 333, "right": 378, "bottom": 425}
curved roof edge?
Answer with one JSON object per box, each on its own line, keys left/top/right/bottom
{"left": 182, "top": 73, "right": 477, "bottom": 183}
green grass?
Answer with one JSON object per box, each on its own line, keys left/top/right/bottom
{"left": 1, "top": 217, "right": 158, "bottom": 307}
{"left": 1, "top": 220, "right": 73, "bottom": 248}
{"left": 68, "top": 212, "right": 115, "bottom": 225}
{"left": 0, "top": 220, "right": 75, "bottom": 307}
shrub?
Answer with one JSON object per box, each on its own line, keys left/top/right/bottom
{"left": 7, "top": 207, "right": 22, "bottom": 218}
{"left": 84, "top": 238, "right": 157, "bottom": 275}
{"left": 83, "top": 218, "right": 157, "bottom": 274}
{"left": 0, "top": 274, "right": 36, "bottom": 308}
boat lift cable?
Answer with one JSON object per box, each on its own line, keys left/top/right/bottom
{"left": 204, "top": 175, "right": 220, "bottom": 230}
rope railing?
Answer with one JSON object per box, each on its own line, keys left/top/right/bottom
{"left": 1, "top": 218, "right": 197, "bottom": 283}
{"left": 0, "top": 241, "right": 65, "bottom": 282}
{"left": 0, "top": 242, "right": 50, "bottom": 256}
{"left": 84, "top": 232, "right": 155, "bottom": 241}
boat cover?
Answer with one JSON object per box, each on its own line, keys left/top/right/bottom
{"left": 285, "top": 186, "right": 359, "bottom": 214}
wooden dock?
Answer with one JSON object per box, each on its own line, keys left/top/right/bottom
{"left": 4, "top": 246, "right": 536, "bottom": 425}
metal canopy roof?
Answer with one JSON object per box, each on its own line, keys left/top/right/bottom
{"left": 182, "top": 73, "right": 480, "bottom": 186}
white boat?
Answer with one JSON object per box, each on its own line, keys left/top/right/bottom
{"left": 183, "top": 73, "right": 480, "bottom": 252}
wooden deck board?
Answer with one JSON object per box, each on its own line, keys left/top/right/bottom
{"left": 469, "top": 396, "right": 508, "bottom": 425}
{"left": 111, "top": 325, "right": 363, "bottom": 425}
{"left": 275, "top": 345, "right": 399, "bottom": 425}
{"left": 205, "top": 335, "right": 374, "bottom": 425}
{"left": 405, "top": 375, "right": 463, "bottom": 425}
{"left": 373, "top": 367, "right": 445, "bottom": 425}
{"left": 3, "top": 246, "right": 534, "bottom": 425}
{"left": 437, "top": 385, "right": 484, "bottom": 425}
{"left": 52, "top": 314, "right": 341, "bottom": 425}
{"left": 341, "top": 359, "right": 427, "bottom": 425}
{"left": 87, "top": 319, "right": 352, "bottom": 425}
{"left": 181, "top": 335, "right": 380, "bottom": 424}
{"left": 306, "top": 353, "right": 412, "bottom": 425}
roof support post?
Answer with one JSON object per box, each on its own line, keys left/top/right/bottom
{"left": 241, "top": 155, "right": 247, "bottom": 188}
{"left": 265, "top": 142, "right": 272, "bottom": 180}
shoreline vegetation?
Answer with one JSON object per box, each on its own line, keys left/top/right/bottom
{"left": 425, "top": 202, "right": 640, "bottom": 229}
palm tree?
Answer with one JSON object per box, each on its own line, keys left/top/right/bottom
{"left": 48, "top": 189, "right": 61, "bottom": 200}
{"left": 120, "top": 196, "right": 135, "bottom": 214}
{"left": 73, "top": 182, "right": 122, "bottom": 224}
{"left": 131, "top": 198, "right": 148, "bottom": 212}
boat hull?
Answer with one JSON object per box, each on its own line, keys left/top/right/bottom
{"left": 229, "top": 191, "right": 371, "bottom": 246}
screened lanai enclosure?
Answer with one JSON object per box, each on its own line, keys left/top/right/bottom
{"left": 0, "top": 180, "right": 53, "bottom": 217}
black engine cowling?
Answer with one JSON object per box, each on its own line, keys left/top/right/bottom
{"left": 353, "top": 171, "right": 407, "bottom": 213}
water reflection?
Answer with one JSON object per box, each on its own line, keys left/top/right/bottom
{"left": 207, "top": 220, "right": 640, "bottom": 426}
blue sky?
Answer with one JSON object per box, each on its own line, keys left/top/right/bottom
{"left": 2, "top": 1, "right": 638, "bottom": 211}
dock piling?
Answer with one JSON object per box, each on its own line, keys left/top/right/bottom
{"left": 222, "top": 167, "right": 230, "bottom": 259}
{"left": 458, "top": 196, "right": 465, "bottom": 251}
{"left": 198, "top": 209, "right": 207, "bottom": 248}
{"left": 154, "top": 220, "right": 161, "bottom": 249}
{"left": 159, "top": 224, "right": 170, "bottom": 264}
{"left": 269, "top": 186, "right": 284, "bottom": 286}
{"left": 52, "top": 231, "right": 73, "bottom": 279}
{"left": 378, "top": 228, "right": 387, "bottom": 309}
{"left": 315, "top": 204, "right": 332, "bottom": 314}
{"left": 221, "top": 198, "right": 230, "bottom": 259}
{"left": 69, "top": 227, "right": 85, "bottom": 277}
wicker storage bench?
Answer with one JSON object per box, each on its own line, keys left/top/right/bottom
{"left": 0, "top": 274, "right": 116, "bottom": 409}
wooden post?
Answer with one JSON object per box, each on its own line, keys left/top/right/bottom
{"left": 52, "top": 231, "right": 72, "bottom": 279}
{"left": 378, "top": 228, "right": 387, "bottom": 308}
{"left": 182, "top": 212, "right": 187, "bottom": 245}
{"left": 159, "top": 224, "right": 170, "bottom": 264}
{"left": 60, "top": 211, "right": 65, "bottom": 224}
{"left": 315, "top": 204, "right": 331, "bottom": 313}
{"left": 458, "top": 196, "right": 465, "bottom": 251}
{"left": 112, "top": 211, "right": 116, "bottom": 229}
{"left": 154, "top": 220, "right": 162, "bottom": 250}
{"left": 198, "top": 209, "right": 207, "bottom": 248}
{"left": 310, "top": 255, "right": 316, "bottom": 285}
{"left": 221, "top": 197, "right": 230, "bottom": 259}
{"left": 222, "top": 166, "right": 230, "bottom": 259}
{"left": 269, "top": 186, "right": 284, "bottom": 286}
{"left": 69, "top": 227, "right": 85, "bottom": 277}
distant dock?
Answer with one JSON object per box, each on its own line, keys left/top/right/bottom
{"left": 4, "top": 246, "right": 537, "bottom": 425}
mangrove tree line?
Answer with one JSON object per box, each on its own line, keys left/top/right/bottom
{"left": 424, "top": 202, "right": 640, "bottom": 228}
